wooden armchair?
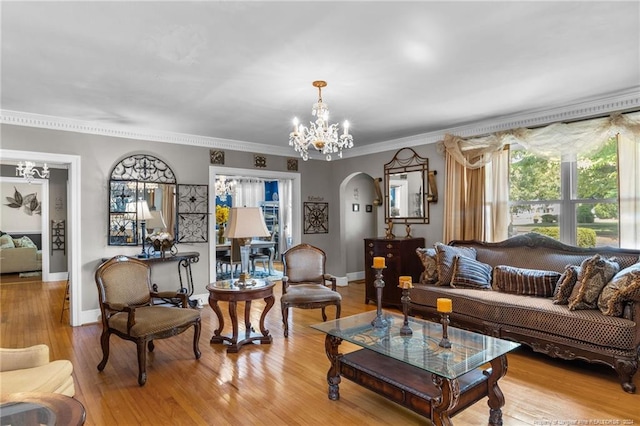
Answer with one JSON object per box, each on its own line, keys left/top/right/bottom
{"left": 95, "top": 255, "right": 201, "bottom": 385}
{"left": 281, "top": 244, "right": 341, "bottom": 337}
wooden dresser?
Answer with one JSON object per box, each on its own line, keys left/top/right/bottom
{"left": 364, "top": 237, "right": 425, "bottom": 307}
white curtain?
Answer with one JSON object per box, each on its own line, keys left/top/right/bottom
{"left": 278, "top": 179, "right": 293, "bottom": 254}
{"left": 233, "top": 178, "right": 264, "bottom": 208}
{"left": 618, "top": 132, "right": 640, "bottom": 249}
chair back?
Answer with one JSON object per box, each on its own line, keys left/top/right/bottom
{"left": 95, "top": 256, "right": 152, "bottom": 311}
{"left": 282, "top": 244, "right": 326, "bottom": 284}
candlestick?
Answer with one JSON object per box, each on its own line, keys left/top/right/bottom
{"left": 400, "top": 287, "right": 412, "bottom": 336}
{"left": 371, "top": 267, "right": 388, "bottom": 329}
{"left": 438, "top": 313, "right": 451, "bottom": 348}
{"left": 372, "top": 256, "right": 385, "bottom": 269}
{"left": 437, "top": 297, "right": 452, "bottom": 313}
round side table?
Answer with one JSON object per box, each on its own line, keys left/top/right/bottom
{"left": 0, "top": 392, "right": 86, "bottom": 425}
{"left": 206, "top": 278, "right": 275, "bottom": 353}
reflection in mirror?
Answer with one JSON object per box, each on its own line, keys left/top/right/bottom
{"left": 108, "top": 154, "right": 177, "bottom": 246}
{"left": 384, "top": 148, "right": 430, "bottom": 225}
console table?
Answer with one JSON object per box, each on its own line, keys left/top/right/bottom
{"left": 101, "top": 251, "right": 200, "bottom": 307}
{"left": 312, "top": 311, "right": 520, "bottom": 425}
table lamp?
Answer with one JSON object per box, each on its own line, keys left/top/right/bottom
{"left": 135, "top": 200, "right": 154, "bottom": 258}
{"left": 224, "top": 207, "right": 270, "bottom": 285}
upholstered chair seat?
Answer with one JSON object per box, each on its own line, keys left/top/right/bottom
{"left": 281, "top": 244, "right": 341, "bottom": 337}
{"left": 95, "top": 255, "right": 201, "bottom": 386}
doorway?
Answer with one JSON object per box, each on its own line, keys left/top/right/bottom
{"left": 208, "top": 166, "right": 301, "bottom": 284}
{"left": 0, "top": 149, "right": 82, "bottom": 326}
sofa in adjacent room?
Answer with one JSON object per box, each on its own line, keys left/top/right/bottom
{"left": 409, "top": 233, "right": 640, "bottom": 393}
{"left": 0, "top": 232, "right": 43, "bottom": 274}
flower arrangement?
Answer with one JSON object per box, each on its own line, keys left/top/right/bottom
{"left": 216, "top": 205, "right": 230, "bottom": 225}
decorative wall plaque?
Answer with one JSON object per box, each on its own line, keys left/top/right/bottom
{"left": 254, "top": 154, "right": 267, "bottom": 168}
{"left": 287, "top": 158, "right": 298, "bottom": 171}
{"left": 303, "top": 202, "right": 328, "bottom": 234}
{"left": 210, "top": 150, "right": 225, "bottom": 165}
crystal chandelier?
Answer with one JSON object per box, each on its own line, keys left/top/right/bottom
{"left": 215, "top": 176, "right": 235, "bottom": 197}
{"left": 289, "top": 80, "right": 353, "bottom": 161}
{"left": 16, "top": 161, "right": 50, "bottom": 183}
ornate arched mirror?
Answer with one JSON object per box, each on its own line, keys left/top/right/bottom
{"left": 108, "top": 154, "right": 177, "bottom": 246}
{"left": 384, "top": 148, "right": 432, "bottom": 225}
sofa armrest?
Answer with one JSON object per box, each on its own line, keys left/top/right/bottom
{"left": 0, "top": 344, "right": 49, "bottom": 372}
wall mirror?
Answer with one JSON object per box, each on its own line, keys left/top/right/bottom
{"left": 108, "top": 154, "right": 177, "bottom": 246}
{"left": 384, "top": 147, "right": 430, "bottom": 225}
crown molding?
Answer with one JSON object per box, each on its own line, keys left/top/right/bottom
{"left": 344, "top": 86, "right": 640, "bottom": 159}
{"left": 2, "top": 86, "right": 639, "bottom": 160}
{"left": 0, "top": 110, "right": 294, "bottom": 157}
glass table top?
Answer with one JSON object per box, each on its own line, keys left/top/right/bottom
{"left": 311, "top": 311, "right": 520, "bottom": 380}
{"left": 208, "top": 278, "right": 272, "bottom": 291}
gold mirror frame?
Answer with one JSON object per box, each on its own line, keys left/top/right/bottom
{"left": 384, "top": 148, "right": 431, "bottom": 225}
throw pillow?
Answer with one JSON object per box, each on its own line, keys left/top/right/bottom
{"left": 13, "top": 236, "right": 37, "bottom": 249}
{"left": 597, "top": 262, "right": 640, "bottom": 316}
{"left": 416, "top": 247, "right": 438, "bottom": 284}
{"left": 0, "top": 234, "right": 15, "bottom": 249}
{"left": 553, "top": 265, "right": 580, "bottom": 305}
{"left": 450, "top": 255, "right": 492, "bottom": 289}
{"left": 434, "top": 243, "right": 477, "bottom": 286}
{"left": 493, "top": 265, "right": 562, "bottom": 297}
{"left": 568, "top": 254, "right": 620, "bottom": 311}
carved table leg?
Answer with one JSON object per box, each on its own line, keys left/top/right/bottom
{"left": 325, "top": 334, "right": 343, "bottom": 401}
{"left": 259, "top": 295, "right": 275, "bottom": 338}
{"left": 486, "top": 355, "right": 508, "bottom": 426}
{"left": 209, "top": 299, "right": 224, "bottom": 339}
{"left": 228, "top": 301, "right": 239, "bottom": 352}
{"left": 431, "top": 374, "right": 459, "bottom": 426}
{"left": 245, "top": 300, "right": 253, "bottom": 335}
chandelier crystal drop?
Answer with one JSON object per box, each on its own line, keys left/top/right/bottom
{"left": 215, "top": 176, "right": 235, "bottom": 197}
{"left": 16, "top": 161, "right": 50, "bottom": 183}
{"left": 289, "top": 80, "right": 353, "bottom": 161}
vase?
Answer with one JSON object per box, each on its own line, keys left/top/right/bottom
{"left": 217, "top": 225, "right": 226, "bottom": 244}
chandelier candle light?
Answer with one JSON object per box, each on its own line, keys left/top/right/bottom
{"left": 371, "top": 256, "right": 388, "bottom": 329}
{"left": 437, "top": 297, "right": 453, "bottom": 348}
{"left": 16, "top": 161, "right": 50, "bottom": 183}
{"left": 289, "top": 80, "right": 353, "bottom": 161}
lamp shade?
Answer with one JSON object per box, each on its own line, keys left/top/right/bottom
{"left": 224, "top": 207, "right": 270, "bottom": 239}
{"left": 135, "top": 200, "right": 154, "bottom": 221}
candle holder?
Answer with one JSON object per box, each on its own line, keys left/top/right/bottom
{"left": 400, "top": 288, "right": 412, "bottom": 336}
{"left": 371, "top": 267, "right": 389, "bottom": 329}
{"left": 438, "top": 313, "right": 452, "bottom": 348}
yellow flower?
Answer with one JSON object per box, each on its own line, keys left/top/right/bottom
{"left": 216, "top": 205, "right": 229, "bottom": 225}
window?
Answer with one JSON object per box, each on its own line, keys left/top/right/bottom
{"left": 509, "top": 137, "right": 619, "bottom": 247}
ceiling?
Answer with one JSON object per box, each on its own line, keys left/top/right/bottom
{"left": 2, "top": 1, "right": 639, "bottom": 159}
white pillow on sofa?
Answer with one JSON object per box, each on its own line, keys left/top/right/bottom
{"left": 0, "top": 234, "right": 15, "bottom": 249}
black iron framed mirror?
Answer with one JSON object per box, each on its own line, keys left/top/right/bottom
{"left": 384, "top": 148, "right": 431, "bottom": 225}
{"left": 108, "top": 154, "right": 177, "bottom": 246}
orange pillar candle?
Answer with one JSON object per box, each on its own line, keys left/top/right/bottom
{"left": 437, "top": 298, "right": 452, "bottom": 313}
{"left": 398, "top": 276, "right": 413, "bottom": 289}
{"left": 372, "top": 256, "right": 386, "bottom": 269}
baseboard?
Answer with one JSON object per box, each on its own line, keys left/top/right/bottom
{"left": 346, "top": 271, "right": 365, "bottom": 282}
{"left": 336, "top": 276, "right": 349, "bottom": 287}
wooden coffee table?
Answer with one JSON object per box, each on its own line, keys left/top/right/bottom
{"left": 206, "top": 278, "right": 275, "bottom": 353}
{"left": 0, "top": 392, "right": 86, "bottom": 425}
{"left": 311, "top": 311, "right": 520, "bottom": 426}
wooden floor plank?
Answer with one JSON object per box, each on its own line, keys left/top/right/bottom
{"left": 0, "top": 277, "right": 638, "bottom": 425}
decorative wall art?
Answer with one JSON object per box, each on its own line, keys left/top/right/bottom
{"left": 352, "top": 203, "right": 360, "bottom": 212}
{"left": 254, "top": 154, "right": 267, "bottom": 168}
{"left": 366, "top": 204, "right": 373, "bottom": 213}
{"left": 177, "top": 184, "right": 209, "bottom": 243}
{"left": 304, "top": 202, "right": 329, "bottom": 234}
{"left": 51, "top": 220, "right": 66, "bottom": 254}
{"left": 4, "top": 186, "right": 41, "bottom": 216}
{"left": 287, "top": 158, "right": 298, "bottom": 171}
{"left": 210, "top": 150, "right": 225, "bottom": 165}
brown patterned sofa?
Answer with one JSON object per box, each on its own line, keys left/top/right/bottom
{"left": 409, "top": 233, "right": 640, "bottom": 393}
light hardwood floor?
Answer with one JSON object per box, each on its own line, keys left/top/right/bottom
{"left": 0, "top": 277, "right": 638, "bottom": 425}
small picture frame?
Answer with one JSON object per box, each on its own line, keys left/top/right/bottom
{"left": 352, "top": 203, "right": 360, "bottom": 212}
{"left": 365, "top": 204, "right": 373, "bottom": 213}
{"left": 287, "top": 158, "right": 298, "bottom": 171}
